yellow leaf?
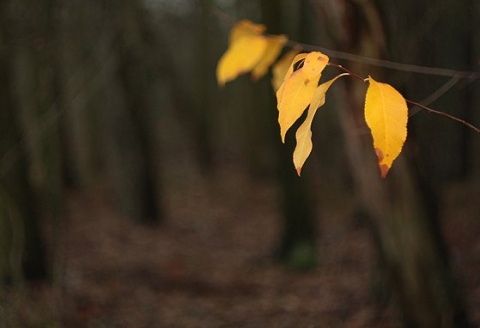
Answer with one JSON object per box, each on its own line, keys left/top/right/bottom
{"left": 276, "top": 51, "right": 329, "bottom": 143}
{"left": 271, "top": 48, "right": 301, "bottom": 91}
{"left": 230, "top": 20, "right": 266, "bottom": 43}
{"left": 276, "top": 53, "right": 308, "bottom": 105}
{"left": 364, "top": 76, "right": 408, "bottom": 178}
{"left": 216, "top": 21, "right": 268, "bottom": 86}
{"left": 252, "top": 35, "right": 287, "bottom": 80}
{"left": 277, "top": 70, "right": 318, "bottom": 143}
{"left": 294, "top": 74, "right": 349, "bottom": 175}
{"left": 301, "top": 52, "right": 329, "bottom": 83}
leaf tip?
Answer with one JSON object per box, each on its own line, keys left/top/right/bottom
{"left": 379, "top": 164, "right": 389, "bottom": 178}
{"left": 296, "top": 166, "right": 302, "bottom": 176}
{"left": 375, "top": 148, "right": 390, "bottom": 178}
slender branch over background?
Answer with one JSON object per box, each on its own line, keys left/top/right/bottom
{"left": 211, "top": 3, "right": 480, "bottom": 135}
{"left": 211, "top": 3, "right": 480, "bottom": 79}
{"left": 287, "top": 40, "right": 480, "bottom": 79}
{"left": 331, "top": 63, "right": 480, "bottom": 135}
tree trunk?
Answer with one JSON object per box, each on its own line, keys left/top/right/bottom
{"left": 56, "top": 0, "right": 99, "bottom": 188}
{"left": 114, "top": 0, "right": 164, "bottom": 223}
{"left": 1, "top": 0, "right": 66, "bottom": 283}
{"left": 337, "top": 94, "right": 469, "bottom": 326}
{"left": 261, "top": 0, "right": 318, "bottom": 269}
{"left": 314, "top": 0, "right": 471, "bottom": 325}
{"left": 94, "top": 0, "right": 163, "bottom": 223}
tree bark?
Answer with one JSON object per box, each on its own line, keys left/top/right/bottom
{"left": 313, "top": 0, "right": 471, "bottom": 325}
{"left": 261, "top": 0, "right": 318, "bottom": 269}
{"left": 93, "top": 0, "right": 164, "bottom": 223}
{"left": 0, "top": 0, "right": 63, "bottom": 283}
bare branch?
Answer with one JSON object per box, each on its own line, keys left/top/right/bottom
{"left": 211, "top": 3, "right": 480, "bottom": 134}
{"left": 405, "top": 100, "right": 480, "bottom": 135}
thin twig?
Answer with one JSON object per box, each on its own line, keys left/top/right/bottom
{"left": 209, "top": 2, "right": 237, "bottom": 25}
{"left": 329, "top": 63, "right": 480, "bottom": 134}
{"left": 409, "top": 75, "right": 461, "bottom": 117}
{"left": 405, "top": 100, "right": 480, "bottom": 134}
{"left": 286, "top": 40, "right": 480, "bottom": 79}
{"left": 211, "top": 2, "right": 480, "bottom": 134}
{"left": 210, "top": 2, "right": 480, "bottom": 80}
{"left": 329, "top": 63, "right": 365, "bottom": 82}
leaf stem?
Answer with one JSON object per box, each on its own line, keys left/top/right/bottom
{"left": 329, "top": 63, "right": 366, "bottom": 82}
{"left": 405, "top": 100, "right": 480, "bottom": 134}
{"left": 211, "top": 6, "right": 480, "bottom": 135}
{"left": 287, "top": 39, "right": 480, "bottom": 79}
{"left": 211, "top": 3, "right": 480, "bottom": 79}
{"left": 328, "top": 63, "right": 480, "bottom": 135}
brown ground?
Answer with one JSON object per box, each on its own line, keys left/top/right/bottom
{"left": 3, "top": 166, "right": 480, "bottom": 328}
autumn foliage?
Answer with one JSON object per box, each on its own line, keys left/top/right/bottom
{"left": 217, "top": 20, "right": 409, "bottom": 178}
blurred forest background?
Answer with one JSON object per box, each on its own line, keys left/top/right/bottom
{"left": 0, "top": 0, "right": 480, "bottom": 327}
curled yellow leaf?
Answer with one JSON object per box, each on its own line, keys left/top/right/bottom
{"left": 277, "top": 70, "right": 318, "bottom": 143}
{"left": 276, "top": 51, "right": 329, "bottom": 143}
{"left": 216, "top": 21, "right": 268, "bottom": 86}
{"left": 276, "top": 53, "right": 308, "bottom": 106}
{"left": 294, "top": 74, "right": 348, "bottom": 175}
{"left": 271, "top": 48, "right": 301, "bottom": 91}
{"left": 252, "top": 35, "right": 288, "bottom": 80}
{"left": 364, "top": 76, "right": 408, "bottom": 178}
{"left": 301, "top": 52, "right": 329, "bottom": 83}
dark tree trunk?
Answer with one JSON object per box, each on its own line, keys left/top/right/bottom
{"left": 113, "top": 0, "right": 164, "bottom": 223}
{"left": 55, "top": 0, "right": 100, "bottom": 189}
{"left": 313, "top": 0, "right": 471, "bottom": 325}
{"left": 261, "top": 0, "right": 318, "bottom": 269}
{"left": 0, "top": 0, "right": 49, "bottom": 282}
{"left": 92, "top": 0, "right": 164, "bottom": 223}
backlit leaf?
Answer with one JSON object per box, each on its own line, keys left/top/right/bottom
{"left": 276, "top": 52, "right": 329, "bottom": 143}
{"left": 277, "top": 70, "right": 317, "bottom": 143}
{"left": 301, "top": 52, "right": 329, "bottom": 83}
{"left": 294, "top": 74, "right": 349, "bottom": 175}
{"left": 364, "top": 76, "right": 408, "bottom": 178}
{"left": 276, "top": 53, "right": 308, "bottom": 105}
{"left": 216, "top": 21, "right": 268, "bottom": 86}
{"left": 230, "top": 20, "right": 266, "bottom": 43}
{"left": 252, "top": 35, "right": 288, "bottom": 80}
{"left": 272, "top": 48, "right": 301, "bottom": 91}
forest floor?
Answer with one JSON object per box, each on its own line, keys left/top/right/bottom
{"left": 3, "top": 166, "right": 480, "bottom": 328}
